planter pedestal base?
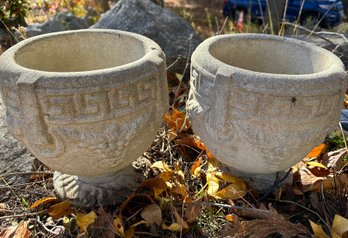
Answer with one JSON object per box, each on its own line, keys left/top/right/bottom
{"left": 53, "top": 165, "right": 144, "bottom": 208}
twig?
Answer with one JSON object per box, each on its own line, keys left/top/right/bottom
{"left": 0, "top": 181, "right": 46, "bottom": 189}
{"left": 0, "top": 211, "right": 45, "bottom": 220}
{"left": 282, "top": 22, "right": 337, "bottom": 47}
{"left": 0, "top": 18, "right": 19, "bottom": 42}
{"left": 276, "top": 199, "right": 331, "bottom": 231}
{"left": 166, "top": 56, "right": 182, "bottom": 70}
{"left": 1, "top": 171, "right": 53, "bottom": 177}
{"left": 171, "top": 34, "right": 193, "bottom": 108}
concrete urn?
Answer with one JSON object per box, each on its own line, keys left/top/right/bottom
{"left": 186, "top": 34, "right": 347, "bottom": 186}
{"left": 0, "top": 29, "right": 168, "bottom": 206}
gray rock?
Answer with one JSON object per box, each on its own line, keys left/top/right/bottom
{"left": 25, "top": 12, "right": 90, "bottom": 37}
{"left": 91, "top": 0, "right": 203, "bottom": 73}
{"left": 0, "top": 95, "right": 34, "bottom": 185}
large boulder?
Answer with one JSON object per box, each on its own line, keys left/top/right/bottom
{"left": 25, "top": 12, "right": 90, "bottom": 37}
{"left": 91, "top": 0, "right": 203, "bottom": 73}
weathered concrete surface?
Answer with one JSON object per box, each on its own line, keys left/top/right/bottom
{"left": 187, "top": 34, "right": 346, "bottom": 179}
{"left": 91, "top": 0, "right": 203, "bottom": 73}
{"left": 0, "top": 29, "right": 169, "bottom": 206}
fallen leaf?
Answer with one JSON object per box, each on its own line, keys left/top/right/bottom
{"left": 306, "top": 161, "right": 329, "bottom": 170}
{"left": 89, "top": 208, "right": 114, "bottom": 238}
{"left": 226, "top": 214, "right": 239, "bottom": 224}
{"left": 162, "top": 223, "right": 185, "bottom": 232}
{"left": 48, "top": 199, "right": 73, "bottom": 219}
{"left": 171, "top": 182, "right": 188, "bottom": 201}
{"left": 29, "top": 196, "right": 57, "bottom": 209}
{"left": 124, "top": 220, "right": 148, "bottom": 238}
{"left": 214, "top": 183, "right": 247, "bottom": 200}
{"left": 309, "top": 220, "right": 329, "bottom": 238}
{"left": 0, "top": 225, "right": 17, "bottom": 238}
{"left": 14, "top": 220, "right": 31, "bottom": 238}
{"left": 332, "top": 214, "right": 348, "bottom": 237}
{"left": 113, "top": 216, "right": 124, "bottom": 237}
{"left": 185, "top": 200, "right": 202, "bottom": 223}
{"left": 176, "top": 135, "right": 207, "bottom": 151}
{"left": 206, "top": 172, "right": 220, "bottom": 197}
{"left": 306, "top": 144, "right": 328, "bottom": 158}
{"left": 140, "top": 177, "right": 167, "bottom": 198}
{"left": 76, "top": 211, "right": 97, "bottom": 233}
{"left": 140, "top": 204, "right": 162, "bottom": 226}
{"left": 172, "top": 207, "right": 189, "bottom": 230}
{"left": 0, "top": 203, "right": 8, "bottom": 209}
{"left": 191, "top": 157, "right": 203, "bottom": 178}
{"left": 226, "top": 209, "right": 311, "bottom": 238}
{"left": 163, "top": 109, "right": 190, "bottom": 132}
{"left": 151, "top": 161, "right": 172, "bottom": 173}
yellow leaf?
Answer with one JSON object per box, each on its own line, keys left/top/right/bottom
{"left": 113, "top": 216, "right": 124, "bottom": 237}
{"left": 176, "top": 169, "right": 185, "bottom": 180}
{"left": 14, "top": 220, "right": 31, "bottom": 238}
{"left": 214, "top": 183, "right": 247, "bottom": 200}
{"left": 76, "top": 211, "right": 97, "bottom": 233}
{"left": 48, "top": 199, "right": 73, "bottom": 219}
{"left": 306, "top": 144, "right": 327, "bottom": 158}
{"left": 206, "top": 172, "right": 220, "bottom": 197}
{"left": 151, "top": 161, "right": 172, "bottom": 173}
{"left": 171, "top": 182, "right": 188, "bottom": 201}
{"left": 124, "top": 226, "right": 135, "bottom": 238}
{"left": 306, "top": 161, "right": 328, "bottom": 170}
{"left": 309, "top": 220, "right": 329, "bottom": 238}
{"left": 172, "top": 207, "right": 189, "bottom": 230}
{"left": 191, "top": 157, "right": 202, "bottom": 176}
{"left": 159, "top": 171, "right": 173, "bottom": 182}
{"left": 332, "top": 214, "right": 348, "bottom": 237}
{"left": 140, "top": 204, "right": 162, "bottom": 226}
{"left": 29, "top": 196, "right": 57, "bottom": 209}
{"left": 162, "top": 223, "right": 185, "bottom": 232}
{"left": 215, "top": 172, "right": 247, "bottom": 186}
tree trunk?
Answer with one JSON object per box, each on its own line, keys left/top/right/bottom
{"left": 342, "top": 0, "right": 348, "bottom": 14}
{"left": 265, "top": 0, "right": 286, "bottom": 35}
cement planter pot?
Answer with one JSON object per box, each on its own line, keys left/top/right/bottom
{"left": 0, "top": 29, "right": 168, "bottom": 206}
{"left": 187, "top": 34, "right": 346, "bottom": 187}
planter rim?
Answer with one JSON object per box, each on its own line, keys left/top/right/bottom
{"left": 0, "top": 29, "right": 163, "bottom": 77}
{"left": 192, "top": 33, "right": 346, "bottom": 81}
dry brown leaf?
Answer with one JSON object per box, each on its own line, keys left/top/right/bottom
{"left": 227, "top": 213, "right": 311, "bottom": 238}
{"left": 76, "top": 211, "right": 97, "bottom": 233}
{"left": 48, "top": 199, "right": 73, "bottom": 219}
{"left": 171, "top": 181, "right": 188, "bottom": 201}
{"left": 14, "top": 221, "right": 31, "bottom": 238}
{"left": 0, "top": 225, "right": 17, "bottom": 238}
{"left": 309, "top": 220, "right": 329, "bottom": 238}
{"left": 0, "top": 203, "right": 8, "bottom": 210}
{"left": 113, "top": 216, "right": 124, "bottom": 237}
{"left": 29, "top": 196, "right": 57, "bottom": 209}
{"left": 185, "top": 200, "right": 202, "bottom": 223}
{"left": 140, "top": 204, "right": 162, "bottom": 226}
{"left": 176, "top": 135, "right": 207, "bottom": 151}
{"left": 140, "top": 177, "right": 167, "bottom": 197}
{"left": 172, "top": 207, "right": 189, "bottom": 230}
{"left": 305, "top": 144, "right": 328, "bottom": 158}
{"left": 89, "top": 208, "right": 115, "bottom": 238}
{"left": 214, "top": 184, "right": 247, "bottom": 200}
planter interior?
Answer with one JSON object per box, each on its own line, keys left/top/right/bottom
{"left": 15, "top": 32, "right": 146, "bottom": 72}
{"left": 209, "top": 37, "right": 332, "bottom": 75}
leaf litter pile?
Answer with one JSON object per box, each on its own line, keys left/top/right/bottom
{"left": 0, "top": 73, "right": 348, "bottom": 238}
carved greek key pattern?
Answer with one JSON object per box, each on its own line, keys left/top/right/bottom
{"left": 38, "top": 77, "right": 157, "bottom": 124}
